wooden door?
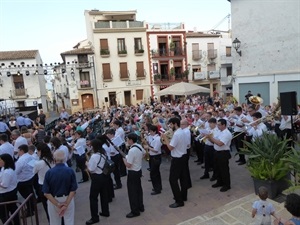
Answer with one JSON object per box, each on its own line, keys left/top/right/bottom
{"left": 82, "top": 94, "right": 94, "bottom": 111}
{"left": 124, "top": 91, "right": 131, "bottom": 106}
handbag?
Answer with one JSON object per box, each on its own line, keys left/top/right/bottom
{"left": 97, "top": 154, "right": 115, "bottom": 175}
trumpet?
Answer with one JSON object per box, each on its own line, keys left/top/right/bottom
{"left": 160, "top": 129, "right": 174, "bottom": 145}
{"left": 196, "top": 131, "right": 213, "bottom": 143}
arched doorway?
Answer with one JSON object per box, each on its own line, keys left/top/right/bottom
{"left": 81, "top": 94, "right": 94, "bottom": 111}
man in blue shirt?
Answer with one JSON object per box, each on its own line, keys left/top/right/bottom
{"left": 16, "top": 113, "right": 25, "bottom": 128}
{"left": 0, "top": 117, "right": 10, "bottom": 134}
{"left": 43, "top": 150, "right": 78, "bottom": 225}
{"left": 60, "top": 109, "right": 69, "bottom": 120}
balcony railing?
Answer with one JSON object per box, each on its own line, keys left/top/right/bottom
{"left": 95, "top": 21, "right": 145, "bottom": 29}
{"left": 78, "top": 80, "right": 94, "bottom": 89}
{"left": 192, "top": 50, "right": 202, "bottom": 60}
{"left": 75, "top": 62, "right": 91, "bottom": 69}
{"left": 152, "top": 47, "right": 185, "bottom": 57}
{"left": 102, "top": 71, "right": 113, "bottom": 81}
{"left": 153, "top": 73, "right": 187, "bottom": 83}
{"left": 118, "top": 48, "right": 127, "bottom": 56}
{"left": 208, "top": 70, "right": 220, "bottom": 79}
{"left": 100, "top": 49, "right": 110, "bottom": 57}
{"left": 10, "top": 88, "right": 27, "bottom": 98}
{"left": 208, "top": 49, "right": 217, "bottom": 59}
{"left": 136, "top": 69, "right": 146, "bottom": 79}
{"left": 120, "top": 70, "right": 130, "bottom": 80}
{"left": 193, "top": 71, "right": 206, "bottom": 80}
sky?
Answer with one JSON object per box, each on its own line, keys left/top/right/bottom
{"left": 0, "top": 0, "right": 231, "bottom": 64}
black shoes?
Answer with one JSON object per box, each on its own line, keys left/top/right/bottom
{"left": 235, "top": 159, "right": 241, "bottom": 163}
{"left": 220, "top": 186, "right": 231, "bottom": 192}
{"left": 200, "top": 174, "right": 209, "bottom": 180}
{"left": 169, "top": 202, "right": 184, "bottom": 208}
{"left": 99, "top": 212, "right": 110, "bottom": 217}
{"left": 78, "top": 179, "right": 89, "bottom": 184}
{"left": 212, "top": 183, "right": 223, "bottom": 188}
{"left": 139, "top": 207, "right": 145, "bottom": 212}
{"left": 210, "top": 177, "right": 217, "bottom": 182}
{"left": 238, "top": 161, "right": 246, "bottom": 165}
{"left": 197, "top": 161, "right": 203, "bottom": 165}
{"left": 86, "top": 218, "right": 99, "bottom": 225}
{"left": 151, "top": 191, "right": 161, "bottom": 195}
{"left": 126, "top": 212, "right": 140, "bottom": 218}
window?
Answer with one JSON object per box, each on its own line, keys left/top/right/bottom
{"left": 136, "top": 89, "right": 143, "bottom": 100}
{"left": 134, "top": 38, "right": 143, "bottom": 52}
{"left": 207, "top": 63, "right": 216, "bottom": 71}
{"left": 117, "top": 38, "right": 126, "bottom": 53}
{"left": 13, "top": 75, "right": 25, "bottom": 95}
{"left": 100, "top": 39, "right": 110, "bottom": 55}
{"left": 192, "top": 43, "right": 201, "bottom": 60}
{"left": 226, "top": 47, "right": 231, "bottom": 56}
{"left": 78, "top": 54, "right": 88, "bottom": 63}
{"left": 226, "top": 67, "right": 232, "bottom": 76}
{"left": 79, "top": 71, "right": 91, "bottom": 88}
{"left": 119, "top": 62, "right": 128, "bottom": 79}
{"left": 102, "top": 63, "right": 111, "bottom": 80}
{"left": 136, "top": 62, "right": 144, "bottom": 78}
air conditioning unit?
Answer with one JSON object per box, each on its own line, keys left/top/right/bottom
{"left": 209, "top": 71, "right": 220, "bottom": 79}
{"left": 194, "top": 71, "right": 206, "bottom": 80}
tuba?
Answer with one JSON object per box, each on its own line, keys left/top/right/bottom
{"left": 160, "top": 129, "right": 174, "bottom": 145}
{"left": 249, "top": 96, "right": 263, "bottom": 105}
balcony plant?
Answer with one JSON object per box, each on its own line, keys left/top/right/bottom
{"left": 100, "top": 49, "right": 110, "bottom": 55}
{"left": 170, "top": 67, "right": 175, "bottom": 80}
{"left": 154, "top": 73, "right": 161, "bottom": 81}
{"left": 118, "top": 49, "right": 127, "bottom": 55}
{"left": 240, "top": 132, "right": 293, "bottom": 199}
{"left": 183, "top": 69, "right": 189, "bottom": 80}
{"left": 169, "top": 41, "right": 175, "bottom": 56}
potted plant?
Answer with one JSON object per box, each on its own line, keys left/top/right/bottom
{"left": 154, "top": 73, "right": 161, "bottom": 81}
{"left": 183, "top": 69, "right": 189, "bottom": 80}
{"left": 100, "top": 49, "right": 110, "bottom": 55}
{"left": 170, "top": 67, "right": 175, "bottom": 80}
{"left": 169, "top": 40, "right": 175, "bottom": 56}
{"left": 241, "top": 132, "right": 293, "bottom": 199}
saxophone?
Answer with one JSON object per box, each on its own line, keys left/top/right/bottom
{"left": 140, "top": 130, "right": 150, "bottom": 161}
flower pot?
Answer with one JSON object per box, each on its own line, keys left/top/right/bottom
{"left": 253, "top": 175, "right": 291, "bottom": 199}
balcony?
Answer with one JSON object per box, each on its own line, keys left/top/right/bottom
{"left": 208, "top": 70, "right": 220, "bottom": 79}
{"left": 102, "top": 72, "right": 113, "bottom": 82}
{"left": 120, "top": 70, "right": 130, "bottom": 81}
{"left": 78, "top": 80, "right": 94, "bottom": 90}
{"left": 151, "top": 47, "right": 185, "bottom": 58}
{"left": 134, "top": 49, "right": 144, "bottom": 56}
{"left": 153, "top": 73, "right": 187, "bottom": 84}
{"left": 118, "top": 49, "right": 127, "bottom": 57}
{"left": 220, "top": 55, "right": 232, "bottom": 65}
{"left": 208, "top": 49, "right": 217, "bottom": 59}
{"left": 193, "top": 71, "right": 206, "bottom": 80}
{"left": 10, "top": 89, "right": 28, "bottom": 99}
{"left": 100, "top": 49, "right": 110, "bottom": 58}
{"left": 95, "top": 21, "right": 145, "bottom": 29}
{"left": 75, "top": 62, "right": 91, "bottom": 69}
{"left": 192, "top": 50, "right": 202, "bottom": 60}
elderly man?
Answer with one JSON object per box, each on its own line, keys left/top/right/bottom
{"left": 43, "top": 150, "right": 78, "bottom": 225}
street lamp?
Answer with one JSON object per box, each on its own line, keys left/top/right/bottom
{"left": 232, "top": 38, "right": 242, "bottom": 56}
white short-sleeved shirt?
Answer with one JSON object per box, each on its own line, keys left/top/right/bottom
{"left": 0, "top": 167, "right": 17, "bottom": 193}
{"left": 149, "top": 134, "right": 162, "bottom": 156}
{"left": 248, "top": 122, "right": 268, "bottom": 141}
{"left": 252, "top": 200, "right": 275, "bottom": 225}
{"left": 213, "top": 128, "right": 232, "bottom": 151}
{"left": 74, "top": 138, "right": 86, "bottom": 156}
{"left": 33, "top": 159, "right": 54, "bottom": 185}
{"left": 126, "top": 144, "right": 144, "bottom": 171}
{"left": 115, "top": 127, "right": 125, "bottom": 142}
{"left": 170, "top": 128, "right": 187, "bottom": 157}
{"left": 102, "top": 144, "right": 112, "bottom": 160}
{"left": 0, "top": 142, "right": 14, "bottom": 157}
{"left": 13, "top": 136, "right": 28, "bottom": 153}
{"left": 182, "top": 127, "right": 191, "bottom": 148}
{"left": 87, "top": 153, "right": 105, "bottom": 174}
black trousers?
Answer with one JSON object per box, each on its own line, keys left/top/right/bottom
{"left": 233, "top": 132, "right": 245, "bottom": 162}
{"left": 169, "top": 156, "right": 188, "bottom": 204}
{"left": 17, "top": 177, "right": 36, "bottom": 214}
{"left": 127, "top": 170, "right": 143, "bottom": 214}
{"left": 204, "top": 145, "right": 214, "bottom": 175}
{"left": 75, "top": 154, "right": 89, "bottom": 181}
{"left": 214, "top": 151, "right": 231, "bottom": 188}
{"left": 150, "top": 155, "right": 162, "bottom": 192}
{"left": 194, "top": 141, "right": 204, "bottom": 162}
{"left": 89, "top": 173, "right": 110, "bottom": 220}
{"left": 111, "top": 154, "right": 122, "bottom": 186}
{"left": 119, "top": 145, "right": 127, "bottom": 176}
{"left": 0, "top": 188, "right": 20, "bottom": 225}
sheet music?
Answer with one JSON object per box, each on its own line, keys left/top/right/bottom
{"left": 112, "top": 136, "right": 124, "bottom": 147}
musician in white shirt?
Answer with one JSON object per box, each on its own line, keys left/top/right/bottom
{"left": 247, "top": 112, "right": 268, "bottom": 141}
{"left": 144, "top": 125, "right": 162, "bottom": 195}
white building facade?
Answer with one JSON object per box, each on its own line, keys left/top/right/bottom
{"left": 84, "top": 10, "right": 151, "bottom": 107}
{"left": 0, "top": 50, "right": 48, "bottom": 114}
{"left": 186, "top": 32, "right": 233, "bottom": 98}
{"left": 229, "top": 0, "right": 300, "bottom": 106}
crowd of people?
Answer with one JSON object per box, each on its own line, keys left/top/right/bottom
{"left": 0, "top": 92, "right": 299, "bottom": 225}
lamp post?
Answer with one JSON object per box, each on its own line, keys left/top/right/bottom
{"left": 232, "top": 38, "right": 242, "bottom": 56}
{"left": 90, "top": 56, "right": 99, "bottom": 109}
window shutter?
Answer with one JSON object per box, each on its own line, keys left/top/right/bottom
{"left": 120, "top": 63, "right": 128, "bottom": 79}
{"left": 102, "top": 63, "right": 111, "bottom": 79}
{"left": 158, "top": 37, "right": 167, "bottom": 43}
{"left": 136, "top": 62, "right": 144, "bottom": 77}
{"left": 136, "top": 89, "right": 143, "bottom": 100}
{"left": 100, "top": 39, "right": 108, "bottom": 50}
{"left": 226, "top": 47, "right": 231, "bottom": 56}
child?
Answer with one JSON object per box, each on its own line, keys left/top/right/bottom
{"left": 252, "top": 186, "right": 276, "bottom": 225}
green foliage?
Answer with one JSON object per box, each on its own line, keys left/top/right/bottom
{"left": 169, "top": 41, "right": 175, "bottom": 50}
{"left": 170, "top": 67, "right": 175, "bottom": 76}
{"left": 100, "top": 49, "right": 110, "bottom": 55}
{"left": 282, "top": 146, "right": 300, "bottom": 192}
{"left": 118, "top": 49, "right": 127, "bottom": 54}
{"left": 240, "top": 132, "right": 293, "bottom": 181}
{"left": 154, "top": 74, "right": 161, "bottom": 80}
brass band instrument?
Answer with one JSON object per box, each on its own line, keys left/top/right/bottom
{"left": 160, "top": 129, "right": 174, "bottom": 145}
{"left": 140, "top": 129, "right": 150, "bottom": 161}
{"left": 103, "top": 134, "right": 127, "bottom": 158}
